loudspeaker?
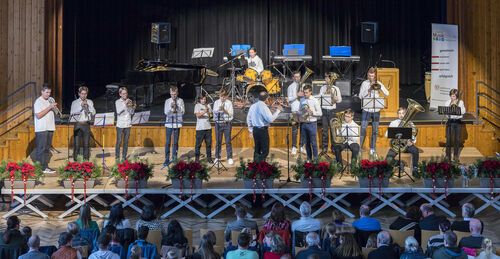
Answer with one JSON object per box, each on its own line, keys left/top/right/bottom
{"left": 361, "top": 22, "right": 378, "bottom": 44}
{"left": 151, "top": 22, "right": 171, "bottom": 44}
{"left": 336, "top": 79, "right": 351, "bottom": 96}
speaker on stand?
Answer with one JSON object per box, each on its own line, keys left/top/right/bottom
{"left": 151, "top": 22, "right": 171, "bottom": 61}
{"left": 360, "top": 22, "right": 378, "bottom": 67}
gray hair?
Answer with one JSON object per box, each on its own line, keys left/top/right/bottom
{"left": 305, "top": 232, "right": 320, "bottom": 247}
{"left": 404, "top": 236, "right": 419, "bottom": 252}
{"left": 469, "top": 218, "right": 482, "bottom": 233}
{"left": 270, "top": 235, "right": 287, "bottom": 254}
{"left": 67, "top": 221, "right": 80, "bottom": 235}
{"left": 300, "top": 202, "right": 312, "bottom": 217}
{"left": 420, "top": 203, "right": 433, "bottom": 214}
{"left": 377, "top": 231, "right": 391, "bottom": 245}
{"left": 28, "top": 235, "right": 40, "bottom": 248}
{"left": 360, "top": 205, "right": 370, "bottom": 216}
{"left": 444, "top": 230, "right": 457, "bottom": 247}
{"left": 462, "top": 203, "right": 475, "bottom": 218}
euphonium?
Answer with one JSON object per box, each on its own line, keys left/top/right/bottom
{"left": 297, "top": 67, "right": 314, "bottom": 93}
{"left": 330, "top": 110, "right": 347, "bottom": 144}
{"left": 389, "top": 98, "right": 425, "bottom": 153}
{"left": 325, "top": 72, "right": 340, "bottom": 105}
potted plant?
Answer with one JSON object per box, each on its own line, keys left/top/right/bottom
{"left": 415, "top": 157, "right": 460, "bottom": 199}
{"left": 235, "top": 158, "right": 281, "bottom": 202}
{"left": 57, "top": 156, "right": 102, "bottom": 202}
{"left": 475, "top": 157, "right": 500, "bottom": 188}
{"left": 292, "top": 157, "right": 340, "bottom": 200}
{"left": 167, "top": 159, "right": 210, "bottom": 199}
{"left": 111, "top": 158, "right": 153, "bottom": 199}
{"left": 351, "top": 159, "right": 394, "bottom": 199}
{"left": 0, "top": 160, "right": 44, "bottom": 203}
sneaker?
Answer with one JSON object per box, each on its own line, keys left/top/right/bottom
{"left": 300, "top": 146, "right": 307, "bottom": 154}
{"left": 44, "top": 168, "right": 56, "bottom": 174}
{"left": 207, "top": 158, "right": 213, "bottom": 164}
{"left": 163, "top": 160, "right": 170, "bottom": 166}
{"left": 291, "top": 147, "right": 297, "bottom": 155}
{"left": 228, "top": 158, "right": 234, "bottom": 165}
{"left": 213, "top": 158, "right": 219, "bottom": 164}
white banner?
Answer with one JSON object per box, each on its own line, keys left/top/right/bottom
{"left": 430, "top": 23, "right": 458, "bottom": 110}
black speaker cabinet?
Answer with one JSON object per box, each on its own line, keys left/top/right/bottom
{"left": 151, "top": 22, "right": 171, "bottom": 44}
{"left": 361, "top": 22, "right": 378, "bottom": 44}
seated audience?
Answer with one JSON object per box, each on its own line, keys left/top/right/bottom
{"left": 367, "top": 231, "right": 398, "bottom": 259}
{"left": 226, "top": 232, "right": 259, "bottom": 259}
{"left": 322, "top": 223, "right": 338, "bottom": 257}
{"left": 261, "top": 231, "right": 276, "bottom": 255}
{"left": 264, "top": 234, "right": 291, "bottom": 259}
{"left": 451, "top": 203, "right": 484, "bottom": 233}
{"left": 332, "top": 233, "right": 362, "bottom": 259}
{"left": 432, "top": 230, "right": 467, "bottom": 259}
{"left": 67, "top": 221, "right": 91, "bottom": 250}
{"left": 365, "top": 233, "right": 377, "bottom": 248}
{"left": 295, "top": 232, "right": 330, "bottom": 259}
{"left": 225, "top": 204, "right": 258, "bottom": 243}
{"left": 263, "top": 202, "right": 291, "bottom": 232}
{"left": 163, "top": 220, "right": 188, "bottom": 250}
{"left": 21, "top": 226, "right": 32, "bottom": 240}
{"left": 458, "top": 218, "right": 484, "bottom": 249}
{"left": 400, "top": 236, "right": 425, "bottom": 259}
{"left": 190, "top": 230, "right": 220, "bottom": 259}
{"left": 0, "top": 215, "right": 28, "bottom": 256}
{"left": 127, "top": 226, "right": 158, "bottom": 259}
{"left": 352, "top": 205, "right": 381, "bottom": 231}
{"left": 103, "top": 225, "right": 120, "bottom": 247}
{"left": 51, "top": 232, "right": 82, "bottom": 259}
{"left": 475, "top": 238, "right": 500, "bottom": 259}
{"left": 426, "top": 219, "right": 451, "bottom": 257}
{"left": 88, "top": 233, "right": 120, "bottom": 259}
{"left": 292, "top": 202, "right": 321, "bottom": 233}
{"left": 331, "top": 209, "right": 349, "bottom": 226}
{"left": 78, "top": 203, "right": 99, "bottom": 232}
{"left": 104, "top": 204, "right": 131, "bottom": 229}
{"left": 389, "top": 206, "right": 421, "bottom": 230}
{"left": 419, "top": 203, "right": 446, "bottom": 231}
{"left": 19, "top": 235, "right": 49, "bottom": 259}
{"left": 128, "top": 245, "right": 142, "bottom": 259}
{"left": 135, "top": 204, "right": 167, "bottom": 237}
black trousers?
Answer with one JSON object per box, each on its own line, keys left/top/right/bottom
{"left": 195, "top": 129, "right": 212, "bottom": 160}
{"left": 386, "top": 144, "right": 419, "bottom": 166}
{"left": 446, "top": 119, "right": 462, "bottom": 158}
{"left": 35, "top": 131, "right": 54, "bottom": 169}
{"left": 74, "top": 123, "right": 91, "bottom": 160}
{"left": 253, "top": 127, "right": 269, "bottom": 162}
{"left": 333, "top": 142, "right": 360, "bottom": 166}
{"left": 321, "top": 109, "right": 336, "bottom": 151}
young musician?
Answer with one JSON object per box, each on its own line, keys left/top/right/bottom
{"left": 34, "top": 84, "right": 57, "bottom": 173}
{"left": 359, "top": 67, "right": 389, "bottom": 157}
{"left": 164, "top": 86, "right": 185, "bottom": 165}
{"left": 299, "top": 84, "right": 322, "bottom": 161}
{"left": 247, "top": 91, "right": 283, "bottom": 162}
{"left": 70, "top": 86, "right": 96, "bottom": 161}
{"left": 246, "top": 47, "right": 264, "bottom": 73}
{"left": 287, "top": 71, "right": 305, "bottom": 155}
{"left": 333, "top": 109, "right": 360, "bottom": 165}
{"left": 213, "top": 89, "right": 234, "bottom": 165}
{"left": 318, "top": 72, "right": 342, "bottom": 154}
{"left": 445, "top": 89, "right": 465, "bottom": 161}
{"left": 194, "top": 94, "right": 213, "bottom": 163}
{"left": 115, "top": 87, "right": 135, "bottom": 161}
{"left": 385, "top": 107, "right": 419, "bottom": 173}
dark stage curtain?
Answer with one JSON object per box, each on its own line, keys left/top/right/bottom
{"left": 62, "top": 0, "right": 445, "bottom": 106}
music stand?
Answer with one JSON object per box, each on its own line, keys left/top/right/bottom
{"left": 192, "top": 48, "right": 214, "bottom": 59}
{"left": 211, "top": 110, "right": 228, "bottom": 173}
{"left": 339, "top": 124, "right": 359, "bottom": 177}
{"left": 437, "top": 106, "right": 461, "bottom": 116}
{"left": 131, "top": 111, "right": 151, "bottom": 157}
{"left": 94, "top": 112, "right": 115, "bottom": 172}
{"left": 318, "top": 95, "right": 334, "bottom": 159}
{"left": 361, "top": 97, "right": 386, "bottom": 110}
{"left": 387, "top": 127, "right": 414, "bottom": 181}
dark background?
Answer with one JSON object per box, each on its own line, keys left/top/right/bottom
{"left": 62, "top": 0, "right": 446, "bottom": 107}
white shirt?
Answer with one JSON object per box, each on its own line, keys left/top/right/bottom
{"left": 246, "top": 55, "right": 264, "bottom": 73}
{"left": 115, "top": 99, "right": 134, "bottom": 128}
{"left": 444, "top": 99, "right": 465, "bottom": 120}
{"left": 299, "top": 96, "right": 322, "bottom": 123}
{"left": 103, "top": 219, "right": 131, "bottom": 230}
{"left": 343, "top": 120, "right": 360, "bottom": 145}
{"left": 247, "top": 101, "right": 281, "bottom": 133}
{"left": 385, "top": 119, "right": 417, "bottom": 144}
{"left": 164, "top": 97, "right": 185, "bottom": 128}
{"left": 291, "top": 217, "right": 322, "bottom": 232}
{"left": 316, "top": 84, "right": 342, "bottom": 110}
{"left": 34, "top": 96, "right": 56, "bottom": 132}
{"left": 88, "top": 250, "right": 120, "bottom": 259}
{"left": 212, "top": 99, "right": 234, "bottom": 122}
{"left": 70, "top": 98, "right": 96, "bottom": 122}
{"left": 359, "top": 80, "right": 390, "bottom": 113}
{"left": 194, "top": 103, "right": 212, "bottom": 130}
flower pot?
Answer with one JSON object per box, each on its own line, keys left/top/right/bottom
{"left": 4, "top": 179, "right": 36, "bottom": 189}
{"left": 63, "top": 179, "right": 96, "bottom": 189}
{"left": 116, "top": 179, "right": 148, "bottom": 189}
{"left": 171, "top": 179, "right": 203, "bottom": 189}
{"left": 422, "top": 178, "right": 455, "bottom": 188}
{"left": 358, "top": 177, "right": 389, "bottom": 188}
{"left": 243, "top": 178, "right": 274, "bottom": 189}
{"left": 479, "top": 178, "right": 500, "bottom": 188}
{"left": 300, "top": 177, "right": 332, "bottom": 188}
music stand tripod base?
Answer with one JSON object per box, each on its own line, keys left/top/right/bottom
{"left": 387, "top": 127, "right": 415, "bottom": 182}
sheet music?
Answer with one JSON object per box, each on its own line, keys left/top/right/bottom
{"left": 132, "top": 111, "right": 150, "bottom": 125}
{"left": 192, "top": 48, "right": 215, "bottom": 58}
{"left": 93, "top": 113, "right": 115, "bottom": 126}
{"left": 361, "top": 97, "right": 386, "bottom": 109}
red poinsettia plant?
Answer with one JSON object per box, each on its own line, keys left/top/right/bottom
{"left": 292, "top": 157, "right": 339, "bottom": 181}
{"left": 111, "top": 159, "right": 153, "bottom": 181}
{"left": 415, "top": 157, "right": 461, "bottom": 179}
{"left": 351, "top": 159, "right": 395, "bottom": 179}
{"left": 167, "top": 159, "right": 210, "bottom": 182}
{"left": 235, "top": 159, "right": 281, "bottom": 180}
{"left": 0, "top": 160, "right": 44, "bottom": 204}
{"left": 57, "top": 156, "right": 102, "bottom": 180}
{"left": 475, "top": 158, "right": 500, "bottom": 178}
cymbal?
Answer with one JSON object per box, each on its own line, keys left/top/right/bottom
{"left": 206, "top": 69, "right": 219, "bottom": 77}
{"left": 266, "top": 63, "right": 283, "bottom": 67}
{"left": 225, "top": 67, "right": 242, "bottom": 71}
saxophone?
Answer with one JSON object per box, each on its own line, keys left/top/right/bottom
{"left": 325, "top": 72, "right": 340, "bottom": 105}
{"left": 389, "top": 98, "right": 425, "bottom": 153}
{"left": 330, "top": 110, "right": 347, "bottom": 144}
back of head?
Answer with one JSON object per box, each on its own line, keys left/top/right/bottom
{"left": 359, "top": 205, "right": 370, "bottom": 217}
{"left": 237, "top": 232, "right": 251, "bottom": 248}
{"left": 332, "top": 209, "right": 345, "bottom": 224}
{"left": 337, "top": 233, "right": 361, "bottom": 257}
{"left": 270, "top": 202, "right": 286, "bottom": 223}
{"left": 138, "top": 226, "right": 149, "bottom": 240}
{"left": 404, "top": 236, "right": 419, "bottom": 253}
{"left": 109, "top": 204, "right": 125, "bottom": 227}
{"left": 365, "top": 233, "right": 377, "bottom": 248}
{"left": 79, "top": 203, "right": 92, "bottom": 229}
{"left": 21, "top": 226, "right": 32, "bottom": 239}
{"left": 199, "top": 231, "right": 217, "bottom": 258}
{"left": 443, "top": 230, "right": 457, "bottom": 247}
{"left": 462, "top": 203, "right": 475, "bottom": 218}
{"left": 141, "top": 205, "right": 156, "bottom": 221}
{"left": 58, "top": 232, "right": 73, "bottom": 247}
{"left": 28, "top": 235, "right": 41, "bottom": 249}
{"left": 3, "top": 216, "right": 20, "bottom": 244}
{"left": 166, "top": 220, "right": 185, "bottom": 245}
{"left": 406, "top": 206, "right": 422, "bottom": 221}
{"left": 98, "top": 233, "right": 111, "bottom": 249}
{"left": 258, "top": 91, "right": 268, "bottom": 102}
{"left": 420, "top": 203, "right": 433, "bottom": 216}
{"left": 438, "top": 219, "right": 451, "bottom": 233}
{"left": 235, "top": 204, "right": 247, "bottom": 219}
{"left": 129, "top": 245, "right": 142, "bottom": 259}
{"left": 300, "top": 201, "right": 311, "bottom": 217}
{"left": 325, "top": 223, "right": 336, "bottom": 238}
{"left": 104, "top": 225, "right": 117, "bottom": 236}
{"left": 377, "top": 231, "right": 391, "bottom": 246}
{"left": 67, "top": 221, "right": 80, "bottom": 235}
{"left": 270, "top": 234, "right": 287, "bottom": 254}
{"left": 305, "top": 232, "right": 320, "bottom": 247}
{"left": 469, "top": 218, "right": 482, "bottom": 234}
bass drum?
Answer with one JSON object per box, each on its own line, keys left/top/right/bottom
{"left": 260, "top": 70, "right": 273, "bottom": 84}
{"left": 246, "top": 83, "right": 267, "bottom": 104}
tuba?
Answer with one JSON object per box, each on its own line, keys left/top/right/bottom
{"left": 325, "top": 72, "right": 340, "bottom": 105}
{"left": 389, "top": 98, "right": 425, "bottom": 153}
{"left": 330, "top": 110, "right": 347, "bottom": 144}
{"left": 297, "top": 67, "right": 314, "bottom": 93}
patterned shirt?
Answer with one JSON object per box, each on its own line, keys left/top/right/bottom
{"left": 263, "top": 219, "right": 291, "bottom": 231}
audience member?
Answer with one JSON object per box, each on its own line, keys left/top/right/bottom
{"left": 419, "top": 203, "right": 446, "bottom": 231}
{"left": 0, "top": 215, "right": 28, "bottom": 255}
{"left": 77, "top": 203, "right": 99, "bottom": 232}
{"left": 128, "top": 245, "right": 142, "bottom": 259}
{"left": 191, "top": 230, "right": 220, "bottom": 259}
{"left": 432, "top": 230, "right": 467, "bottom": 259}
{"left": 295, "top": 232, "right": 330, "bottom": 259}
{"left": 263, "top": 202, "right": 291, "bottom": 231}
{"left": 67, "top": 221, "right": 91, "bottom": 249}
{"left": 264, "top": 234, "right": 291, "bottom": 259}
{"left": 127, "top": 226, "right": 158, "bottom": 259}
{"left": 475, "top": 238, "right": 500, "bottom": 259}
{"left": 352, "top": 205, "right": 381, "bottom": 231}
{"left": 322, "top": 223, "right": 338, "bottom": 257}
{"left": 426, "top": 219, "right": 451, "bottom": 257}
{"left": 163, "top": 220, "right": 188, "bottom": 250}
{"left": 103, "top": 225, "right": 120, "bottom": 247}
{"left": 104, "top": 204, "right": 131, "bottom": 229}
{"left": 88, "top": 233, "right": 120, "bottom": 259}
{"left": 261, "top": 231, "right": 276, "bottom": 255}
{"left": 226, "top": 232, "right": 259, "bottom": 259}
{"left": 451, "top": 203, "right": 484, "bottom": 233}
{"left": 21, "top": 226, "right": 32, "bottom": 240}
{"left": 400, "top": 236, "right": 425, "bottom": 259}
{"left": 19, "top": 235, "right": 49, "bottom": 259}
{"left": 51, "top": 232, "right": 81, "bottom": 259}
{"left": 389, "top": 206, "right": 421, "bottom": 230}
{"left": 135, "top": 204, "right": 167, "bottom": 237}
{"left": 331, "top": 209, "right": 348, "bottom": 226}
{"left": 365, "top": 233, "right": 377, "bottom": 248}
{"left": 225, "top": 204, "right": 258, "bottom": 243}
{"left": 332, "top": 233, "right": 361, "bottom": 259}
{"left": 292, "top": 202, "right": 321, "bottom": 233}
{"left": 367, "top": 231, "right": 398, "bottom": 259}
{"left": 458, "top": 218, "right": 484, "bottom": 249}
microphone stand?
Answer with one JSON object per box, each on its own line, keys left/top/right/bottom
{"left": 211, "top": 106, "right": 227, "bottom": 173}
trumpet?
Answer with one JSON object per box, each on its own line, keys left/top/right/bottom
{"left": 81, "top": 100, "right": 92, "bottom": 118}
{"left": 204, "top": 103, "right": 213, "bottom": 120}
{"left": 48, "top": 97, "right": 63, "bottom": 117}
{"left": 172, "top": 98, "right": 178, "bottom": 114}
{"left": 126, "top": 99, "right": 136, "bottom": 109}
